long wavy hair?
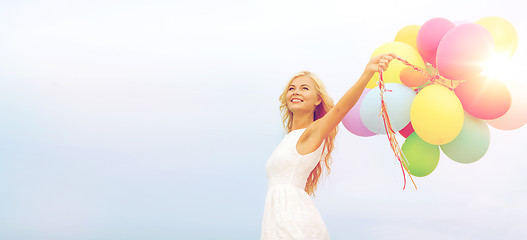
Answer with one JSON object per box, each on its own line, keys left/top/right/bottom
{"left": 278, "top": 71, "right": 338, "bottom": 196}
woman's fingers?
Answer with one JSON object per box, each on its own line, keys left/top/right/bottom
{"left": 378, "top": 59, "right": 388, "bottom": 71}
{"left": 378, "top": 54, "right": 396, "bottom": 71}
{"left": 368, "top": 53, "right": 398, "bottom": 73}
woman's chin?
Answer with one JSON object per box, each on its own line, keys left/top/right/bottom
{"left": 288, "top": 105, "right": 314, "bottom": 114}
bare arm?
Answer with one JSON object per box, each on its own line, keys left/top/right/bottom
{"left": 300, "top": 53, "right": 397, "bottom": 151}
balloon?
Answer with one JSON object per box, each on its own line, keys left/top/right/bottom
{"left": 342, "top": 89, "right": 376, "bottom": 137}
{"left": 399, "top": 66, "right": 429, "bottom": 88}
{"left": 476, "top": 17, "right": 518, "bottom": 57}
{"left": 366, "top": 42, "right": 425, "bottom": 89}
{"left": 441, "top": 112, "right": 490, "bottom": 163}
{"left": 436, "top": 23, "right": 495, "bottom": 80}
{"left": 416, "top": 18, "right": 455, "bottom": 66}
{"left": 399, "top": 121, "right": 414, "bottom": 138}
{"left": 411, "top": 84, "right": 464, "bottom": 145}
{"left": 394, "top": 25, "right": 420, "bottom": 50}
{"left": 360, "top": 83, "right": 416, "bottom": 134}
{"left": 487, "top": 81, "right": 527, "bottom": 130}
{"left": 402, "top": 132, "right": 440, "bottom": 177}
{"left": 454, "top": 76, "right": 511, "bottom": 120}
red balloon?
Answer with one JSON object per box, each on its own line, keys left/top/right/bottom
{"left": 454, "top": 76, "right": 512, "bottom": 120}
{"left": 399, "top": 121, "right": 415, "bottom": 138}
{"left": 436, "top": 23, "right": 494, "bottom": 80}
{"left": 416, "top": 18, "right": 455, "bottom": 66}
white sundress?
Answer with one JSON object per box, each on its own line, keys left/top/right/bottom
{"left": 261, "top": 128, "right": 330, "bottom": 240}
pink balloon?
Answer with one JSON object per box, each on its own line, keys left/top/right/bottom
{"left": 454, "top": 76, "right": 511, "bottom": 120}
{"left": 416, "top": 18, "right": 455, "bottom": 66}
{"left": 342, "top": 89, "right": 376, "bottom": 137}
{"left": 399, "top": 121, "right": 415, "bottom": 138}
{"left": 436, "top": 23, "right": 494, "bottom": 80}
{"left": 487, "top": 81, "right": 527, "bottom": 130}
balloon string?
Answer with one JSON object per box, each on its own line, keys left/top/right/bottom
{"left": 377, "top": 56, "right": 464, "bottom": 189}
{"left": 378, "top": 66, "right": 417, "bottom": 190}
{"left": 394, "top": 56, "right": 461, "bottom": 91}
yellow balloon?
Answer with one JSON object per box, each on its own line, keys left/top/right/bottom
{"left": 476, "top": 17, "right": 518, "bottom": 57}
{"left": 366, "top": 41, "right": 425, "bottom": 89}
{"left": 411, "top": 84, "right": 464, "bottom": 145}
{"left": 394, "top": 25, "right": 420, "bottom": 50}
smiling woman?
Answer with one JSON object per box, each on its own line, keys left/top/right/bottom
{"left": 261, "top": 54, "right": 396, "bottom": 239}
{"left": 279, "top": 71, "right": 336, "bottom": 196}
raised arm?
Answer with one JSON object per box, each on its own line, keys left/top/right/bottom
{"left": 306, "top": 53, "right": 397, "bottom": 144}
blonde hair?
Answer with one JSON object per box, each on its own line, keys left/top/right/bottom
{"left": 279, "top": 71, "right": 338, "bottom": 196}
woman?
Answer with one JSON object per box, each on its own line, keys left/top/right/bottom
{"left": 261, "top": 53, "right": 396, "bottom": 239}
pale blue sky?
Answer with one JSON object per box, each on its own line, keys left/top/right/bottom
{"left": 0, "top": 0, "right": 526, "bottom": 239}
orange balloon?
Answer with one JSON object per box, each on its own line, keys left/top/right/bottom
{"left": 400, "top": 66, "right": 429, "bottom": 88}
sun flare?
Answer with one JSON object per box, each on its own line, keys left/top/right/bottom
{"left": 480, "top": 53, "right": 517, "bottom": 83}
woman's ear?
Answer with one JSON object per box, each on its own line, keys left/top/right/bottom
{"left": 315, "top": 98, "right": 322, "bottom": 106}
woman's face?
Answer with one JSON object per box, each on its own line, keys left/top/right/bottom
{"left": 286, "top": 76, "right": 321, "bottom": 115}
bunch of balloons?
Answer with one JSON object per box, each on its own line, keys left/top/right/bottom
{"left": 343, "top": 17, "right": 526, "bottom": 178}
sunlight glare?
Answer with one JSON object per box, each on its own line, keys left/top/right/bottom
{"left": 481, "top": 53, "right": 516, "bottom": 83}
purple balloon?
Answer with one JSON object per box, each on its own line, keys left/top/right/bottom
{"left": 416, "top": 18, "right": 455, "bottom": 66}
{"left": 436, "top": 23, "right": 494, "bottom": 80}
{"left": 342, "top": 89, "right": 376, "bottom": 137}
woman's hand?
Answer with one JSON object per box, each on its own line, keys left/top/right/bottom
{"left": 364, "top": 53, "right": 397, "bottom": 76}
{"left": 303, "top": 53, "right": 398, "bottom": 151}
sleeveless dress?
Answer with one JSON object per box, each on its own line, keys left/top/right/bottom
{"left": 261, "top": 128, "right": 330, "bottom": 240}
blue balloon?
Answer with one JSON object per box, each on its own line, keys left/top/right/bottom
{"left": 360, "top": 83, "right": 416, "bottom": 134}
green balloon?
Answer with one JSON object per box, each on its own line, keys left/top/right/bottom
{"left": 402, "top": 132, "right": 440, "bottom": 177}
{"left": 440, "top": 112, "right": 490, "bottom": 163}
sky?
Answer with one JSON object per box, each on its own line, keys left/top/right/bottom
{"left": 0, "top": 0, "right": 526, "bottom": 239}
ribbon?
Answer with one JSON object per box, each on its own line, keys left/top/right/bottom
{"left": 395, "top": 56, "right": 461, "bottom": 90}
{"left": 376, "top": 56, "right": 462, "bottom": 190}
{"left": 378, "top": 67, "right": 417, "bottom": 190}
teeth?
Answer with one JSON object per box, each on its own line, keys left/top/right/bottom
{"left": 292, "top": 99, "right": 302, "bottom": 103}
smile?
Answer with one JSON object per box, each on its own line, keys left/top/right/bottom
{"left": 291, "top": 98, "right": 303, "bottom": 103}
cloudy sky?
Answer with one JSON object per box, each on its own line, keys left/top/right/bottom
{"left": 0, "top": 0, "right": 526, "bottom": 239}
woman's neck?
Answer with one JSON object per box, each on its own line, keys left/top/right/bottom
{"left": 291, "top": 112, "right": 314, "bottom": 131}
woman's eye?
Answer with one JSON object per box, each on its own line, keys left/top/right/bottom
{"left": 302, "top": 87, "right": 308, "bottom": 90}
